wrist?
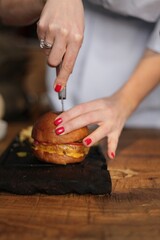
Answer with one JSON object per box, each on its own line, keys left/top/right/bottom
{"left": 112, "top": 89, "right": 138, "bottom": 121}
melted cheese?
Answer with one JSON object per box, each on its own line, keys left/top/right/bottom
{"left": 34, "top": 143, "right": 89, "bottom": 158}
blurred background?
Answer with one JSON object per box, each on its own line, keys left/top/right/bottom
{"left": 0, "top": 22, "right": 51, "bottom": 123}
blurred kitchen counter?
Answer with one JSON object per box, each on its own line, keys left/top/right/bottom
{"left": 0, "top": 122, "right": 160, "bottom": 240}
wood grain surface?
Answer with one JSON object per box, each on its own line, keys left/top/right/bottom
{"left": 0, "top": 123, "right": 160, "bottom": 240}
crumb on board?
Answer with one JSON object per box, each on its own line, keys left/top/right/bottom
{"left": 16, "top": 152, "right": 27, "bottom": 157}
{"left": 19, "top": 126, "right": 33, "bottom": 143}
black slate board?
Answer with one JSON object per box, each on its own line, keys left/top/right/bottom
{"left": 0, "top": 136, "right": 112, "bottom": 195}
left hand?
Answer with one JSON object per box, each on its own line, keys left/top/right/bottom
{"left": 53, "top": 93, "right": 130, "bottom": 159}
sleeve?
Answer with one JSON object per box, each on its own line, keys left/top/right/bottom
{"left": 147, "top": 19, "right": 160, "bottom": 53}
{"left": 86, "top": 0, "right": 160, "bottom": 22}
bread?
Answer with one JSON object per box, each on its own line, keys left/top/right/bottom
{"left": 31, "top": 112, "right": 90, "bottom": 164}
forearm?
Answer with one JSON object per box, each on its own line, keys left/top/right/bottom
{"left": 115, "top": 49, "right": 160, "bottom": 119}
{"left": 0, "top": 0, "right": 45, "bottom": 26}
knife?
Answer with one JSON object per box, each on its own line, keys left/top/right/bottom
{"left": 58, "top": 87, "right": 66, "bottom": 112}
{"left": 56, "top": 64, "right": 66, "bottom": 112}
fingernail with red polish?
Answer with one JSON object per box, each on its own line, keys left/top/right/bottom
{"left": 55, "top": 126, "right": 64, "bottom": 135}
{"left": 111, "top": 152, "right": 115, "bottom": 159}
{"left": 54, "top": 84, "right": 62, "bottom": 92}
{"left": 84, "top": 138, "right": 92, "bottom": 146}
{"left": 54, "top": 117, "right": 63, "bottom": 126}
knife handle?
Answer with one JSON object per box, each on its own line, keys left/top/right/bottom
{"left": 56, "top": 63, "right": 66, "bottom": 99}
{"left": 58, "top": 87, "right": 66, "bottom": 100}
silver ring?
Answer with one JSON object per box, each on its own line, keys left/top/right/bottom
{"left": 44, "top": 42, "right": 53, "bottom": 49}
{"left": 40, "top": 39, "right": 53, "bottom": 49}
{"left": 40, "top": 39, "right": 45, "bottom": 48}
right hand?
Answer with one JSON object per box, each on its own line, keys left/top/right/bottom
{"left": 37, "top": 0, "right": 84, "bottom": 92}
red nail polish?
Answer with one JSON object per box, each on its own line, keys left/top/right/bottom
{"left": 54, "top": 84, "right": 62, "bottom": 92}
{"left": 55, "top": 126, "right": 64, "bottom": 135}
{"left": 54, "top": 117, "right": 63, "bottom": 126}
{"left": 84, "top": 138, "right": 92, "bottom": 146}
{"left": 111, "top": 152, "right": 115, "bottom": 159}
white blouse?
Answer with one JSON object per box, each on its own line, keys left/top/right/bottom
{"left": 46, "top": 1, "right": 160, "bottom": 128}
{"left": 87, "top": 0, "right": 160, "bottom": 22}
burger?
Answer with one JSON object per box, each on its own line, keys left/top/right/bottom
{"left": 31, "top": 112, "right": 90, "bottom": 165}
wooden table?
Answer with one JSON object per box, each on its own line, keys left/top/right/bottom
{"left": 0, "top": 122, "right": 160, "bottom": 240}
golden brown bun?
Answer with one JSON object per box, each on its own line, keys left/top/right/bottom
{"left": 32, "top": 111, "right": 89, "bottom": 144}
{"left": 32, "top": 147, "right": 89, "bottom": 165}
{"left": 31, "top": 111, "right": 90, "bottom": 165}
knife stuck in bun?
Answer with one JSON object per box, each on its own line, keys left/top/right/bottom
{"left": 31, "top": 112, "right": 90, "bottom": 165}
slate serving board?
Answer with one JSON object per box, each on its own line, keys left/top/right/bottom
{"left": 0, "top": 136, "right": 112, "bottom": 195}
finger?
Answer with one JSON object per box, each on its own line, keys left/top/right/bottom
{"left": 37, "top": 20, "right": 55, "bottom": 56}
{"left": 39, "top": 29, "right": 54, "bottom": 56}
{"left": 45, "top": 26, "right": 67, "bottom": 61}
{"left": 55, "top": 110, "right": 105, "bottom": 134}
{"left": 54, "top": 35, "right": 83, "bottom": 89}
{"left": 83, "top": 125, "right": 109, "bottom": 147}
{"left": 37, "top": 20, "right": 46, "bottom": 42}
{"left": 42, "top": 44, "right": 53, "bottom": 56}
{"left": 37, "top": 23, "right": 52, "bottom": 56}
{"left": 107, "top": 132, "right": 119, "bottom": 159}
{"left": 56, "top": 99, "right": 106, "bottom": 123}
{"left": 47, "top": 34, "right": 67, "bottom": 67}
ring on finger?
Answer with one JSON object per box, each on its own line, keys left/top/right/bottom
{"left": 43, "top": 42, "right": 53, "bottom": 49}
{"left": 40, "top": 39, "right": 53, "bottom": 49}
{"left": 40, "top": 39, "right": 45, "bottom": 48}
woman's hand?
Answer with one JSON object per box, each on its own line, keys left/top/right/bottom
{"left": 37, "top": 0, "right": 84, "bottom": 92}
{"left": 53, "top": 48, "right": 160, "bottom": 159}
{"left": 53, "top": 93, "right": 131, "bottom": 159}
